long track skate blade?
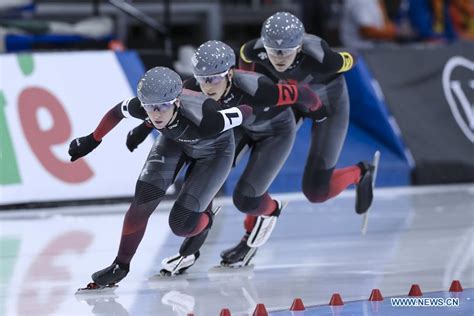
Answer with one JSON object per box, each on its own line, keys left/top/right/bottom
{"left": 241, "top": 247, "right": 258, "bottom": 266}
{"left": 208, "top": 264, "right": 254, "bottom": 277}
{"left": 212, "top": 206, "right": 222, "bottom": 216}
{"left": 75, "top": 283, "right": 118, "bottom": 295}
{"left": 361, "top": 150, "right": 381, "bottom": 236}
{"left": 148, "top": 274, "right": 190, "bottom": 290}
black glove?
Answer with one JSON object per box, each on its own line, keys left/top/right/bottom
{"left": 68, "top": 133, "right": 101, "bottom": 162}
{"left": 126, "top": 122, "right": 153, "bottom": 152}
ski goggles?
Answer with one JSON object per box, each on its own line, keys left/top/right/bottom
{"left": 141, "top": 98, "right": 177, "bottom": 112}
{"left": 264, "top": 45, "right": 301, "bottom": 57}
{"left": 194, "top": 70, "right": 229, "bottom": 85}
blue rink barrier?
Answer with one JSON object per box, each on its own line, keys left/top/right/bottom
{"left": 115, "top": 51, "right": 146, "bottom": 89}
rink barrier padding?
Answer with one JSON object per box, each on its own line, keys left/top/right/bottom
{"left": 0, "top": 50, "right": 151, "bottom": 207}
{"left": 360, "top": 42, "right": 474, "bottom": 184}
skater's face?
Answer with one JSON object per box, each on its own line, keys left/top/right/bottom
{"left": 144, "top": 99, "right": 179, "bottom": 129}
{"left": 265, "top": 45, "right": 301, "bottom": 72}
{"left": 196, "top": 69, "right": 233, "bottom": 101}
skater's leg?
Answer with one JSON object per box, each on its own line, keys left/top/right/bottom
{"left": 168, "top": 147, "right": 233, "bottom": 237}
{"left": 116, "top": 138, "right": 183, "bottom": 264}
{"left": 301, "top": 77, "right": 377, "bottom": 213}
{"left": 301, "top": 76, "right": 358, "bottom": 202}
{"left": 223, "top": 110, "right": 295, "bottom": 265}
{"left": 232, "top": 110, "right": 296, "bottom": 217}
{"left": 161, "top": 137, "right": 234, "bottom": 274}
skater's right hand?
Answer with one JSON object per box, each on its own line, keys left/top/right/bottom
{"left": 237, "top": 104, "right": 254, "bottom": 124}
{"left": 297, "top": 84, "right": 322, "bottom": 112}
{"left": 68, "top": 133, "right": 101, "bottom": 162}
{"left": 296, "top": 84, "right": 328, "bottom": 121}
{"left": 126, "top": 122, "right": 153, "bottom": 152}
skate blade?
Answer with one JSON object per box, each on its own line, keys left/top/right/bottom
{"left": 208, "top": 264, "right": 254, "bottom": 277}
{"left": 241, "top": 247, "right": 258, "bottom": 266}
{"left": 361, "top": 150, "right": 381, "bottom": 235}
{"left": 75, "top": 283, "right": 118, "bottom": 295}
{"left": 212, "top": 206, "right": 222, "bottom": 216}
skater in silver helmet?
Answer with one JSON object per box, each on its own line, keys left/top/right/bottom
{"left": 127, "top": 40, "right": 325, "bottom": 269}
{"left": 221, "top": 12, "right": 381, "bottom": 264}
{"left": 70, "top": 67, "right": 253, "bottom": 290}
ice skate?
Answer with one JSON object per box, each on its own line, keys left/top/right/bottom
{"left": 220, "top": 200, "right": 287, "bottom": 267}
{"left": 220, "top": 232, "right": 258, "bottom": 268}
{"left": 162, "top": 206, "right": 221, "bottom": 276}
{"left": 355, "top": 151, "right": 380, "bottom": 215}
{"left": 75, "top": 282, "right": 118, "bottom": 295}
{"left": 247, "top": 199, "right": 287, "bottom": 247}
{"left": 358, "top": 151, "right": 381, "bottom": 235}
{"left": 159, "top": 251, "right": 200, "bottom": 276}
{"left": 75, "top": 261, "right": 128, "bottom": 294}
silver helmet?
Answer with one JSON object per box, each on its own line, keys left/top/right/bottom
{"left": 261, "top": 11, "right": 305, "bottom": 49}
{"left": 191, "top": 40, "right": 236, "bottom": 76}
{"left": 137, "top": 66, "right": 183, "bottom": 105}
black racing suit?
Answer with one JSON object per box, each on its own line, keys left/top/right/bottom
{"left": 88, "top": 90, "right": 242, "bottom": 264}
{"left": 184, "top": 70, "right": 296, "bottom": 227}
{"left": 239, "top": 33, "right": 362, "bottom": 204}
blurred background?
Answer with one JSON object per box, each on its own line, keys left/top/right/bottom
{"left": 1, "top": 0, "right": 474, "bottom": 208}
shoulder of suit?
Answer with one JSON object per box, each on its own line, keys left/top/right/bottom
{"left": 240, "top": 38, "right": 265, "bottom": 63}
{"left": 301, "top": 33, "right": 325, "bottom": 63}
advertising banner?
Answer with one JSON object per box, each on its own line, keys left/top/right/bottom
{"left": 362, "top": 42, "right": 474, "bottom": 184}
{"left": 0, "top": 51, "right": 153, "bottom": 205}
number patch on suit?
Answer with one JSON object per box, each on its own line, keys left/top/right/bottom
{"left": 219, "top": 108, "right": 243, "bottom": 131}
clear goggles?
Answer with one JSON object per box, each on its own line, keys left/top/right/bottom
{"left": 141, "top": 98, "right": 177, "bottom": 112}
{"left": 194, "top": 70, "right": 229, "bottom": 85}
{"left": 264, "top": 45, "right": 300, "bottom": 57}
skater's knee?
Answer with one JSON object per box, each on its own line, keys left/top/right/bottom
{"left": 133, "top": 180, "right": 165, "bottom": 206}
{"left": 302, "top": 180, "right": 330, "bottom": 203}
{"left": 302, "top": 168, "right": 332, "bottom": 203}
{"left": 303, "top": 188, "right": 329, "bottom": 203}
{"left": 233, "top": 190, "right": 262, "bottom": 214}
{"left": 169, "top": 204, "right": 201, "bottom": 237}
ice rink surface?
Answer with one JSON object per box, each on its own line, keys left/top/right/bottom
{"left": 0, "top": 184, "right": 473, "bottom": 316}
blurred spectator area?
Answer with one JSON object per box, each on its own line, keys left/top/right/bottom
{"left": 0, "top": 0, "right": 300, "bottom": 68}
{"left": 28, "top": 1, "right": 300, "bottom": 48}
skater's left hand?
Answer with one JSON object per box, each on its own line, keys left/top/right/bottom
{"left": 68, "top": 133, "right": 101, "bottom": 162}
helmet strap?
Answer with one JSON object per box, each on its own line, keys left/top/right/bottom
{"left": 221, "top": 73, "right": 233, "bottom": 99}
{"left": 166, "top": 102, "right": 179, "bottom": 128}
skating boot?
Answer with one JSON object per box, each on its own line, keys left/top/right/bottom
{"left": 220, "top": 200, "right": 287, "bottom": 267}
{"left": 355, "top": 151, "right": 380, "bottom": 214}
{"left": 220, "top": 232, "right": 257, "bottom": 267}
{"left": 160, "top": 251, "right": 200, "bottom": 276}
{"left": 162, "top": 206, "right": 221, "bottom": 276}
{"left": 358, "top": 151, "right": 381, "bottom": 235}
{"left": 76, "top": 260, "right": 129, "bottom": 294}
